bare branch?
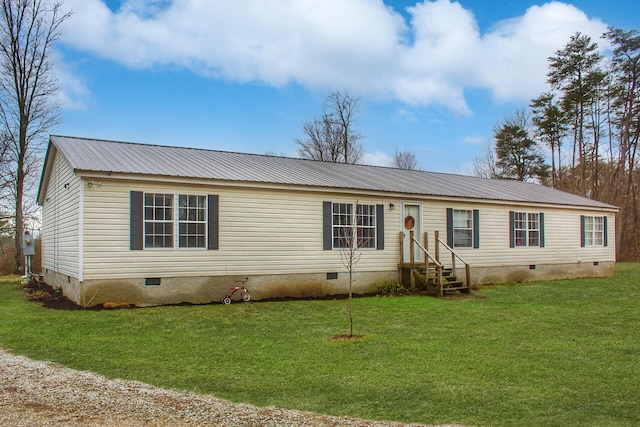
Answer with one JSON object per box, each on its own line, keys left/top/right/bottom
{"left": 295, "top": 91, "right": 363, "bottom": 164}
{"left": 391, "top": 149, "right": 418, "bottom": 170}
{"left": 0, "top": 0, "right": 72, "bottom": 272}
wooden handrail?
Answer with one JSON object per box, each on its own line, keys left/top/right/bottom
{"left": 436, "top": 237, "right": 469, "bottom": 264}
{"left": 411, "top": 232, "right": 444, "bottom": 296}
{"left": 436, "top": 237, "right": 471, "bottom": 290}
{"left": 412, "top": 235, "right": 442, "bottom": 267}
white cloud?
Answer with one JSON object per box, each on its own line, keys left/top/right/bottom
{"left": 52, "top": 50, "right": 91, "bottom": 110}
{"left": 59, "top": 0, "right": 610, "bottom": 113}
{"left": 477, "top": 2, "right": 608, "bottom": 101}
{"left": 361, "top": 151, "right": 393, "bottom": 167}
{"left": 463, "top": 135, "right": 488, "bottom": 145}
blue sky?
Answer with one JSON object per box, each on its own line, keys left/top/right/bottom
{"left": 54, "top": 0, "right": 638, "bottom": 174}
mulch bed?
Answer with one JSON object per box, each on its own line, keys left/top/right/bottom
{"left": 22, "top": 280, "right": 84, "bottom": 310}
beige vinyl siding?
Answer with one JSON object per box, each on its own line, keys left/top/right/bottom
{"left": 421, "top": 201, "right": 615, "bottom": 267}
{"left": 82, "top": 179, "right": 401, "bottom": 280}
{"left": 79, "top": 176, "right": 615, "bottom": 281}
{"left": 41, "top": 151, "right": 81, "bottom": 278}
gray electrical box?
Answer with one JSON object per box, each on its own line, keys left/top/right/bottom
{"left": 23, "top": 233, "right": 35, "bottom": 256}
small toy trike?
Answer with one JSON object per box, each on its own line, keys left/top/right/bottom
{"left": 221, "top": 277, "right": 251, "bottom": 304}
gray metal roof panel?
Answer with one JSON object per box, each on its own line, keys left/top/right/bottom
{"left": 48, "top": 135, "right": 617, "bottom": 210}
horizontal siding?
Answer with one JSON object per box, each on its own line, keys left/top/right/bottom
{"left": 82, "top": 180, "right": 400, "bottom": 279}
{"left": 421, "top": 201, "right": 615, "bottom": 267}
{"left": 80, "top": 178, "right": 615, "bottom": 280}
{"left": 40, "top": 151, "right": 80, "bottom": 278}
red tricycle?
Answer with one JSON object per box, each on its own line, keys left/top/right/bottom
{"left": 221, "top": 277, "right": 251, "bottom": 304}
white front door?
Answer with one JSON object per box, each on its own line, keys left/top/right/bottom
{"left": 402, "top": 202, "right": 422, "bottom": 263}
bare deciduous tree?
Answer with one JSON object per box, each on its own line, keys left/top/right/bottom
{"left": 391, "top": 149, "right": 418, "bottom": 170}
{"left": 294, "top": 113, "right": 343, "bottom": 162}
{"left": 296, "top": 91, "right": 363, "bottom": 164}
{"left": 472, "top": 141, "right": 500, "bottom": 179}
{"left": 338, "top": 201, "right": 364, "bottom": 339}
{"left": 327, "top": 91, "right": 362, "bottom": 164}
{"left": 0, "top": 0, "right": 70, "bottom": 273}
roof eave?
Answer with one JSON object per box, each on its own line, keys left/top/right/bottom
{"left": 72, "top": 169, "right": 619, "bottom": 212}
{"left": 36, "top": 139, "right": 58, "bottom": 206}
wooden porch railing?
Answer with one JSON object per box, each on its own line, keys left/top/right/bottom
{"left": 434, "top": 230, "right": 471, "bottom": 291}
{"left": 399, "top": 230, "right": 471, "bottom": 296}
{"left": 399, "top": 230, "right": 445, "bottom": 296}
{"left": 411, "top": 231, "right": 445, "bottom": 296}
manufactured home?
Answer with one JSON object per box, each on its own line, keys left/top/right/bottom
{"left": 37, "top": 135, "right": 617, "bottom": 307}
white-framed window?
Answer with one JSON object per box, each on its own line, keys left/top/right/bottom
{"left": 332, "top": 203, "right": 352, "bottom": 249}
{"left": 512, "top": 211, "right": 541, "bottom": 247}
{"left": 356, "top": 204, "right": 377, "bottom": 249}
{"left": 332, "top": 202, "right": 377, "bottom": 249}
{"left": 178, "top": 195, "right": 207, "bottom": 248}
{"left": 447, "top": 208, "right": 479, "bottom": 249}
{"left": 143, "top": 193, "right": 207, "bottom": 249}
{"left": 144, "top": 193, "right": 174, "bottom": 248}
{"left": 453, "top": 209, "right": 473, "bottom": 248}
{"left": 583, "top": 215, "right": 605, "bottom": 246}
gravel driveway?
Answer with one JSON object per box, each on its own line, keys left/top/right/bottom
{"left": 0, "top": 347, "right": 463, "bottom": 427}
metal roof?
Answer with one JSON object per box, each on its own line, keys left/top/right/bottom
{"left": 41, "top": 135, "right": 617, "bottom": 210}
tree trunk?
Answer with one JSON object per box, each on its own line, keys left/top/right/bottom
{"left": 349, "top": 269, "right": 353, "bottom": 337}
{"left": 13, "top": 122, "right": 27, "bottom": 275}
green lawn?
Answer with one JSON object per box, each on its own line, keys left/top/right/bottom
{"left": 1, "top": 265, "right": 639, "bottom": 427}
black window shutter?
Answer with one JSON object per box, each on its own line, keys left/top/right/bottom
{"left": 207, "top": 195, "right": 219, "bottom": 250}
{"left": 603, "top": 216, "right": 608, "bottom": 247}
{"left": 323, "top": 201, "right": 332, "bottom": 250}
{"left": 509, "top": 211, "right": 515, "bottom": 248}
{"left": 446, "top": 208, "right": 454, "bottom": 247}
{"left": 130, "top": 191, "right": 143, "bottom": 250}
{"left": 376, "top": 204, "right": 384, "bottom": 250}
{"left": 473, "top": 209, "right": 480, "bottom": 249}
{"left": 580, "top": 215, "right": 586, "bottom": 247}
{"left": 539, "top": 212, "right": 545, "bottom": 247}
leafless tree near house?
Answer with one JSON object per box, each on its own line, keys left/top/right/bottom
{"left": 472, "top": 141, "right": 500, "bottom": 179}
{"left": 296, "top": 91, "right": 363, "bottom": 164}
{"left": 294, "top": 113, "right": 344, "bottom": 162}
{"left": 391, "top": 149, "right": 418, "bottom": 170}
{"left": 337, "top": 202, "right": 363, "bottom": 338}
{"left": 0, "top": 0, "right": 71, "bottom": 273}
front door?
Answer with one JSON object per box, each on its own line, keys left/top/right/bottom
{"left": 402, "top": 202, "right": 422, "bottom": 263}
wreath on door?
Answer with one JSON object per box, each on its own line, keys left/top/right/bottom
{"left": 404, "top": 215, "right": 415, "bottom": 230}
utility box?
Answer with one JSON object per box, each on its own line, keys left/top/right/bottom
{"left": 23, "top": 232, "right": 35, "bottom": 256}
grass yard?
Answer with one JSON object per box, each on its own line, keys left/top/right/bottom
{"left": 1, "top": 265, "right": 640, "bottom": 427}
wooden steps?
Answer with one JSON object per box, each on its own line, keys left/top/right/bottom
{"left": 398, "top": 230, "right": 471, "bottom": 297}
{"left": 426, "top": 267, "right": 470, "bottom": 294}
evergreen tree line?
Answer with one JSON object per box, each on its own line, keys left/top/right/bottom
{"left": 475, "top": 28, "right": 640, "bottom": 261}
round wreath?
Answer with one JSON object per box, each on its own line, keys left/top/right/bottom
{"left": 404, "top": 215, "right": 415, "bottom": 230}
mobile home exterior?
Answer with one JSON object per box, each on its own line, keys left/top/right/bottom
{"left": 37, "top": 135, "right": 617, "bottom": 307}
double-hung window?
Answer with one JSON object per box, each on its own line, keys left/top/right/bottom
{"left": 446, "top": 208, "right": 479, "bottom": 248}
{"left": 330, "top": 202, "right": 378, "bottom": 249}
{"left": 133, "top": 192, "right": 216, "bottom": 250}
{"left": 356, "top": 204, "right": 377, "bottom": 249}
{"left": 453, "top": 209, "right": 473, "bottom": 248}
{"left": 323, "top": 201, "right": 384, "bottom": 251}
{"left": 178, "top": 195, "right": 207, "bottom": 248}
{"left": 581, "top": 215, "right": 607, "bottom": 247}
{"left": 144, "top": 193, "right": 174, "bottom": 248}
{"left": 332, "top": 203, "right": 353, "bottom": 249}
{"left": 510, "top": 211, "right": 545, "bottom": 248}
